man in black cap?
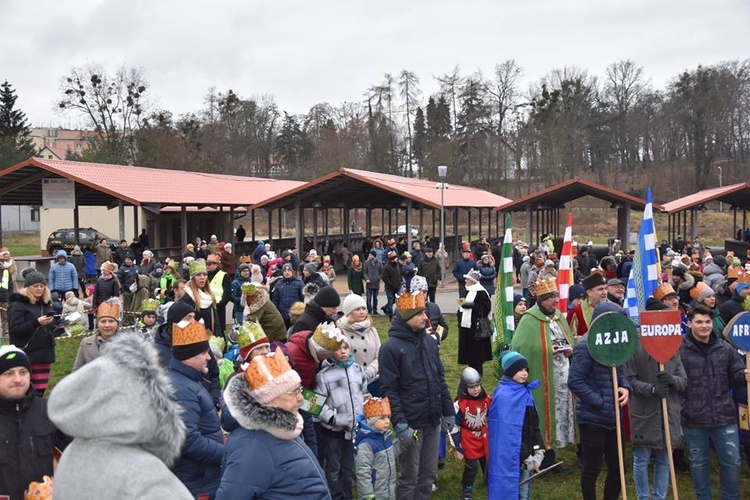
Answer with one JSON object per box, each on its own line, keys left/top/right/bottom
{"left": 606, "top": 278, "right": 626, "bottom": 307}
{"left": 566, "top": 271, "right": 608, "bottom": 340}
{"left": 363, "top": 249, "right": 383, "bottom": 315}
{"left": 290, "top": 285, "right": 341, "bottom": 335}
{"left": 0, "top": 345, "right": 64, "bottom": 500}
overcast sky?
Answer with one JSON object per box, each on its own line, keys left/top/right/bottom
{"left": 3, "top": 0, "right": 748, "bottom": 128}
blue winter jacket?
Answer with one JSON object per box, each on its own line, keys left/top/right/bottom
{"left": 168, "top": 358, "right": 223, "bottom": 497}
{"left": 567, "top": 334, "right": 631, "bottom": 429}
{"left": 379, "top": 314, "right": 454, "bottom": 429}
{"left": 475, "top": 262, "right": 497, "bottom": 294}
{"left": 49, "top": 251, "right": 78, "bottom": 292}
{"left": 271, "top": 277, "right": 304, "bottom": 321}
{"left": 354, "top": 414, "right": 398, "bottom": 499}
{"left": 452, "top": 258, "right": 474, "bottom": 285}
{"left": 230, "top": 275, "right": 251, "bottom": 312}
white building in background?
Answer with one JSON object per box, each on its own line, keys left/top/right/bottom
{"left": 1, "top": 205, "right": 40, "bottom": 232}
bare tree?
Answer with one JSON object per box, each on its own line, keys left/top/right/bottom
{"left": 435, "top": 65, "right": 462, "bottom": 137}
{"left": 398, "top": 70, "right": 422, "bottom": 176}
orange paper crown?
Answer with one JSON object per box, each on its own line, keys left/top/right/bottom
{"left": 689, "top": 281, "right": 712, "bottom": 302}
{"left": 172, "top": 319, "right": 209, "bottom": 346}
{"left": 97, "top": 299, "right": 120, "bottom": 320}
{"left": 25, "top": 475, "right": 53, "bottom": 500}
{"left": 364, "top": 396, "right": 391, "bottom": 419}
{"left": 396, "top": 292, "right": 426, "bottom": 312}
{"left": 728, "top": 266, "right": 742, "bottom": 279}
{"left": 534, "top": 277, "right": 558, "bottom": 297}
{"left": 653, "top": 283, "right": 677, "bottom": 301}
{"left": 244, "top": 348, "right": 295, "bottom": 390}
{"left": 738, "top": 271, "right": 750, "bottom": 284}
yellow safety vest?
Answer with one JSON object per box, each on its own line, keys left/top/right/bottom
{"left": 1, "top": 269, "right": 8, "bottom": 290}
{"left": 209, "top": 270, "right": 226, "bottom": 304}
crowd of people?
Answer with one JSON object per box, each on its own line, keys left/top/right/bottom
{"left": 3, "top": 228, "right": 750, "bottom": 499}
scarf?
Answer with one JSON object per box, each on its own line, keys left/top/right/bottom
{"left": 332, "top": 355, "right": 355, "bottom": 368}
{"left": 461, "top": 282, "right": 490, "bottom": 329}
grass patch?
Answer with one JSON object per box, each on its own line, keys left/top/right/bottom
{"left": 37, "top": 314, "right": 750, "bottom": 499}
{"left": 2, "top": 232, "right": 41, "bottom": 256}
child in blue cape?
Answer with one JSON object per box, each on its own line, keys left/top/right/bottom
{"left": 488, "top": 351, "right": 545, "bottom": 500}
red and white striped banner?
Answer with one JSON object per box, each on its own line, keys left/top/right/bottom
{"left": 557, "top": 213, "right": 574, "bottom": 312}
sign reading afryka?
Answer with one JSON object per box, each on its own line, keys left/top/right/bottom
{"left": 724, "top": 311, "right": 750, "bottom": 351}
{"left": 639, "top": 310, "right": 683, "bottom": 364}
{"left": 587, "top": 312, "right": 640, "bottom": 367}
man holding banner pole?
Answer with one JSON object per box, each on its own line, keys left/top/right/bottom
{"left": 624, "top": 303, "right": 687, "bottom": 500}
{"left": 680, "top": 304, "right": 750, "bottom": 500}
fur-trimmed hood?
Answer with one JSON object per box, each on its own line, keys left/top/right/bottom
{"left": 223, "top": 373, "right": 303, "bottom": 440}
{"left": 244, "top": 286, "right": 270, "bottom": 315}
{"left": 669, "top": 271, "right": 695, "bottom": 292}
{"left": 48, "top": 333, "right": 185, "bottom": 466}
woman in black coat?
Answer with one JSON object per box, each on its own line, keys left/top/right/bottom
{"left": 457, "top": 270, "right": 493, "bottom": 376}
{"left": 8, "top": 268, "right": 57, "bottom": 395}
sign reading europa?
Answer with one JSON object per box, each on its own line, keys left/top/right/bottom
{"left": 639, "top": 310, "right": 683, "bottom": 364}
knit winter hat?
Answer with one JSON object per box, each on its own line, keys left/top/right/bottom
{"left": 171, "top": 319, "right": 210, "bottom": 361}
{"left": 189, "top": 259, "right": 207, "bottom": 278}
{"left": 282, "top": 263, "right": 294, "bottom": 272}
{"left": 513, "top": 293, "right": 526, "bottom": 308}
{"left": 501, "top": 350, "right": 528, "bottom": 379}
{"left": 313, "top": 286, "right": 340, "bottom": 308}
{"left": 342, "top": 294, "right": 367, "bottom": 316}
{"left": 304, "top": 262, "right": 318, "bottom": 275}
{"left": 236, "top": 263, "right": 251, "bottom": 274}
{"left": 245, "top": 349, "right": 302, "bottom": 405}
{"left": 236, "top": 321, "right": 270, "bottom": 360}
{"left": 569, "top": 284, "right": 586, "bottom": 301}
{"left": 0, "top": 344, "right": 30, "bottom": 375}
{"left": 689, "top": 281, "right": 714, "bottom": 304}
{"left": 21, "top": 267, "right": 46, "bottom": 287}
{"left": 410, "top": 275, "right": 428, "bottom": 294}
{"left": 167, "top": 301, "right": 194, "bottom": 324}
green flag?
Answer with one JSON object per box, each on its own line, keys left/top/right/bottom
{"left": 493, "top": 214, "right": 515, "bottom": 378}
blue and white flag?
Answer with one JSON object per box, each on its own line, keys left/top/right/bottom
{"left": 626, "top": 188, "right": 660, "bottom": 323}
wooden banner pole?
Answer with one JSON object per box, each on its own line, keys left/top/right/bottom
{"left": 612, "top": 366, "right": 627, "bottom": 500}
{"left": 659, "top": 363, "right": 679, "bottom": 500}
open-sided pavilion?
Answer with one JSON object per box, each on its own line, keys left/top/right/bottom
{"left": 249, "top": 167, "right": 512, "bottom": 259}
{"left": 661, "top": 182, "right": 750, "bottom": 255}
{"left": 495, "top": 178, "right": 659, "bottom": 247}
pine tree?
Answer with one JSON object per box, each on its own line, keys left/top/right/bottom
{"left": 0, "top": 81, "right": 36, "bottom": 168}
{"left": 412, "top": 107, "right": 427, "bottom": 173}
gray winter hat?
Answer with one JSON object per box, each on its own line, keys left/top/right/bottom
{"left": 21, "top": 267, "right": 46, "bottom": 287}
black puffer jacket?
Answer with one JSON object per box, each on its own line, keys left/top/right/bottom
{"left": 0, "top": 387, "right": 62, "bottom": 500}
{"left": 289, "top": 301, "right": 334, "bottom": 336}
{"left": 8, "top": 293, "right": 56, "bottom": 364}
{"left": 379, "top": 314, "right": 453, "bottom": 429}
{"left": 679, "top": 331, "right": 746, "bottom": 428}
{"left": 93, "top": 276, "right": 120, "bottom": 308}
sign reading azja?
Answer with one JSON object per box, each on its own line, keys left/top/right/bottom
{"left": 587, "top": 312, "right": 640, "bottom": 367}
{"left": 640, "top": 310, "right": 683, "bottom": 364}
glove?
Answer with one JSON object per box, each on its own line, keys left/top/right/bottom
{"left": 395, "top": 422, "right": 414, "bottom": 440}
{"left": 523, "top": 454, "right": 534, "bottom": 471}
{"left": 655, "top": 370, "right": 676, "bottom": 387}
{"left": 531, "top": 449, "right": 544, "bottom": 472}
{"left": 441, "top": 415, "right": 456, "bottom": 434}
{"left": 653, "top": 381, "right": 669, "bottom": 398}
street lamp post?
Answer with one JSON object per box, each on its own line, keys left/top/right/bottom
{"left": 438, "top": 165, "right": 448, "bottom": 287}
{"left": 717, "top": 165, "right": 723, "bottom": 212}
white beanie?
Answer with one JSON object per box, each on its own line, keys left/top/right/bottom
{"left": 342, "top": 294, "right": 367, "bottom": 316}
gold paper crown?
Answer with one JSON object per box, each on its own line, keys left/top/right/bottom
{"left": 653, "top": 283, "right": 677, "bottom": 301}
{"left": 738, "top": 271, "right": 750, "bottom": 284}
{"left": 97, "top": 299, "right": 120, "bottom": 320}
{"left": 728, "top": 267, "right": 742, "bottom": 279}
{"left": 25, "top": 475, "right": 53, "bottom": 500}
{"left": 244, "top": 348, "right": 294, "bottom": 390}
{"left": 396, "top": 292, "right": 426, "bottom": 312}
{"left": 140, "top": 298, "right": 159, "bottom": 313}
{"left": 172, "top": 319, "right": 209, "bottom": 347}
{"left": 689, "top": 281, "right": 712, "bottom": 302}
{"left": 364, "top": 396, "right": 391, "bottom": 419}
{"left": 312, "top": 321, "right": 346, "bottom": 351}
{"left": 533, "top": 277, "right": 558, "bottom": 297}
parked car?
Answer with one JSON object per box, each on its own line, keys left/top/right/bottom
{"left": 46, "top": 227, "right": 118, "bottom": 255}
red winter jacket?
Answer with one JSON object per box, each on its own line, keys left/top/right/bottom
{"left": 286, "top": 331, "right": 319, "bottom": 389}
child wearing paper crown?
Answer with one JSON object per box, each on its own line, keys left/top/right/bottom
{"left": 488, "top": 350, "right": 545, "bottom": 500}
{"left": 453, "top": 367, "right": 491, "bottom": 500}
{"left": 314, "top": 339, "right": 368, "bottom": 500}
{"left": 355, "top": 397, "right": 399, "bottom": 500}
{"left": 72, "top": 298, "right": 121, "bottom": 372}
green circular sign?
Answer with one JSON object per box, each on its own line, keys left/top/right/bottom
{"left": 586, "top": 312, "right": 640, "bottom": 366}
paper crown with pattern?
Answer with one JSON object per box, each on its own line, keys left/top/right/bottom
{"left": 533, "top": 277, "right": 558, "bottom": 297}
{"left": 241, "top": 282, "right": 258, "bottom": 295}
{"left": 237, "top": 321, "right": 270, "bottom": 359}
{"left": 728, "top": 266, "right": 742, "bottom": 279}
{"left": 172, "top": 319, "right": 209, "bottom": 346}
{"left": 167, "top": 260, "right": 180, "bottom": 272}
{"left": 140, "top": 298, "right": 159, "bottom": 313}
{"left": 396, "top": 291, "right": 426, "bottom": 312}
{"left": 244, "top": 348, "right": 302, "bottom": 404}
{"left": 738, "top": 271, "right": 750, "bottom": 284}
{"left": 25, "top": 475, "right": 53, "bottom": 500}
{"left": 96, "top": 298, "right": 120, "bottom": 320}
{"left": 653, "top": 283, "right": 678, "bottom": 301}
{"left": 189, "top": 259, "right": 206, "bottom": 278}
{"left": 689, "top": 281, "right": 713, "bottom": 302}
{"left": 364, "top": 396, "right": 391, "bottom": 419}
{"left": 311, "top": 321, "right": 346, "bottom": 352}
{"left": 100, "top": 261, "right": 116, "bottom": 273}
{"left": 239, "top": 255, "right": 251, "bottom": 263}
